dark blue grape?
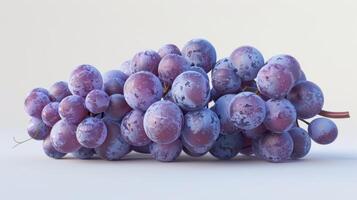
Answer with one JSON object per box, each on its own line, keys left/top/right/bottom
{"left": 288, "top": 127, "right": 311, "bottom": 159}
{"left": 72, "top": 147, "right": 95, "bottom": 159}
{"left": 209, "top": 133, "right": 244, "bottom": 160}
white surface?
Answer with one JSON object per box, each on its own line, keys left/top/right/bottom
{"left": 1, "top": 0, "right": 357, "bottom": 199}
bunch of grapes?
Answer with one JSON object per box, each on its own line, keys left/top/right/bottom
{"left": 22, "top": 39, "right": 350, "bottom": 163}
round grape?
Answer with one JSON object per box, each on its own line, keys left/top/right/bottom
{"left": 257, "top": 132, "right": 294, "bottom": 163}
{"left": 158, "top": 44, "right": 181, "bottom": 58}
{"left": 85, "top": 89, "right": 110, "bottom": 114}
{"left": 41, "top": 102, "right": 61, "bottom": 127}
{"left": 267, "top": 54, "right": 301, "bottom": 82}
{"left": 130, "top": 50, "right": 161, "bottom": 75}
{"left": 181, "top": 138, "right": 209, "bottom": 156}
{"left": 132, "top": 143, "right": 151, "bottom": 154}
{"left": 58, "top": 95, "right": 88, "bottom": 124}
{"left": 288, "top": 127, "right": 311, "bottom": 159}
{"left": 143, "top": 100, "right": 183, "bottom": 144}
{"left": 104, "top": 94, "right": 132, "bottom": 121}
{"left": 49, "top": 81, "right": 71, "bottom": 102}
{"left": 150, "top": 140, "right": 182, "bottom": 162}
{"left": 42, "top": 136, "right": 66, "bottom": 159}
{"left": 230, "top": 46, "right": 264, "bottom": 81}
{"left": 239, "top": 136, "right": 254, "bottom": 156}
{"left": 71, "top": 147, "right": 95, "bottom": 159}
{"left": 118, "top": 60, "right": 132, "bottom": 76}
{"left": 27, "top": 117, "right": 51, "bottom": 140}
{"left": 103, "top": 70, "right": 128, "bottom": 95}
{"left": 69, "top": 64, "right": 103, "bottom": 97}
{"left": 264, "top": 99, "right": 297, "bottom": 133}
{"left": 182, "top": 38, "right": 217, "bottom": 72}
{"left": 211, "top": 58, "right": 241, "bottom": 94}
{"left": 24, "top": 91, "right": 51, "bottom": 119}
{"left": 76, "top": 117, "right": 108, "bottom": 148}
{"left": 209, "top": 133, "right": 244, "bottom": 160}
{"left": 229, "top": 92, "right": 266, "bottom": 130}
{"left": 308, "top": 118, "right": 338, "bottom": 145}
{"left": 171, "top": 71, "right": 210, "bottom": 111}
{"left": 121, "top": 110, "right": 151, "bottom": 146}
{"left": 287, "top": 81, "right": 324, "bottom": 119}
{"left": 158, "top": 54, "right": 190, "bottom": 87}
{"left": 50, "top": 119, "right": 81, "bottom": 153}
{"left": 123, "top": 71, "right": 163, "bottom": 111}
{"left": 187, "top": 65, "right": 209, "bottom": 81}
{"left": 243, "top": 124, "right": 267, "bottom": 139}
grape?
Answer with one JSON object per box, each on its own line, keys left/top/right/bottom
{"left": 211, "top": 58, "right": 241, "bottom": 94}
{"left": 267, "top": 54, "right": 301, "bottom": 82}
{"left": 239, "top": 136, "right": 253, "bottom": 156}
{"left": 182, "top": 38, "right": 217, "bottom": 72}
{"left": 123, "top": 71, "right": 163, "bottom": 111}
{"left": 158, "top": 54, "right": 190, "bottom": 87}
{"left": 211, "top": 94, "right": 240, "bottom": 135}
{"left": 209, "top": 133, "right": 244, "bottom": 160}
{"left": 287, "top": 81, "right": 324, "bottom": 119}
{"left": 130, "top": 50, "right": 161, "bottom": 75}
{"left": 50, "top": 119, "right": 81, "bottom": 153}
{"left": 27, "top": 117, "right": 51, "bottom": 140}
{"left": 264, "top": 99, "right": 297, "bottom": 133}
{"left": 182, "top": 144, "right": 207, "bottom": 157}
{"left": 24, "top": 91, "right": 51, "bottom": 118}
{"left": 76, "top": 117, "right": 108, "bottom": 148}
{"left": 58, "top": 95, "right": 88, "bottom": 124}
{"left": 69, "top": 64, "right": 103, "bottom": 97}
{"left": 49, "top": 81, "right": 71, "bottom": 102}
{"left": 308, "top": 118, "right": 338, "bottom": 144}
{"left": 209, "top": 88, "right": 222, "bottom": 102}
{"left": 85, "top": 89, "right": 110, "bottom": 114}
{"left": 229, "top": 92, "right": 266, "bottom": 130}
{"left": 118, "top": 60, "right": 132, "bottom": 76}
{"left": 256, "top": 63, "right": 295, "bottom": 99}
{"left": 181, "top": 109, "right": 220, "bottom": 152}
{"left": 41, "top": 102, "right": 61, "bottom": 127}
{"left": 132, "top": 143, "right": 151, "bottom": 154}
{"left": 158, "top": 44, "right": 181, "bottom": 58}
{"left": 150, "top": 140, "right": 182, "bottom": 162}
{"left": 296, "top": 70, "right": 307, "bottom": 84}
{"left": 288, "top": 127, "right": 311, "bottom": 159}
{"left": 103, "top": 70, "right": 128, "bottom": 95}
{"left": 243, "top": 124, "right": 267, "bottom": 139}
{"left": 143, "top": 100, "right": 183, "bottom": 144}
{"left": 104, "top": 94, "right": 132, "bottom": 121}
{"left": 230, "top": 46, "right": 264, "bottom": 81}
{"left": 42, "top": 136, "right": 66, "bottom": 159}
{"left": 31, "top": 87, "right": 50, "bottom": 96}
{"left": 257, "top": 132, "right": 294, "bottom": 163}
{"left": 71, "top": 147, "right": 95, "bottom": 159}
{"left": 95, "top": 119, "right": 130, "bottom": 160}
{"left": 171, "top": 71, "right": 210, "bottom": 111}
{"left": 187, "top": 65, "right": 209, "bottom": 81}
{"left": 121, "top": 110, "right": 151, "bottom": 146}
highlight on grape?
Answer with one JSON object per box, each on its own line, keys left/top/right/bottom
{"left": 20, "top": 38, "right": 350, "bottom": 163}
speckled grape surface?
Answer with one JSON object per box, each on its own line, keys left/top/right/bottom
{"left": 69, "top": 64, "right": 103, "bottom": 97}
{"left": 27, "top": 117, "right": 51, "bottom": 140}
{"left": 150, "top": 140, "right": 182, "bottom": 162}
{"left": 50, "top": 119, "right": 81, "bottom": 153}
{"left": 289, "top": 127, "right": 311, "bottom": 159}
{"left": 41, "top": 102, "right": 61, "bottom": 127}
{"left": 76, "top": 117, "right": 108, "bottom": 148}
{"left": 211, "top": 58, "right": 241, "bottom": 94}
{"left": 209, "top": 133, "right": 244, "bottom": 160}
{"left": 103, "top": 70, "right": 128, "bottom": 95}
{"left": 58, "top": 95, "right": 88, "bottom": 124}
{"left": 121, "top": 110, "right": 151, "bottom": 146}
{"left": 264, "top": 99, "right": 297, "bottom": 133}
{"left": 130, "top": 50, "right": 161, "bottom": 75}
{"left": 85, "top": 89, "right": 110, "bottom": 114}
{"left": 308, "top": 118, "right": 338, "bottom": 145}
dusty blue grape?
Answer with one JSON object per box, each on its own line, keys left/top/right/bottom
{"left": 288, "top": 127, "right": 311, "bottom": 159}
{"left": 308, "top": 118, "right": 338, "bottom": 144}
{"left": 264, "top": 99, "right": 297, "bottom": 133}
{"left": 72, "top": 147, "right": 95, "bottom": 159}
{"left": 209, "top": 133, "right": 244, "bottom": 160}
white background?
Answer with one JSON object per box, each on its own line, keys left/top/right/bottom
{"left": 0, "top": 0, "right": 356, "bottom": 199}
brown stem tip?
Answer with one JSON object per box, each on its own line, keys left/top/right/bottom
{"left": 319, "top": 110, "right": 350, "bottom": 119}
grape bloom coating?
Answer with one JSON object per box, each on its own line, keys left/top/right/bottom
{"left": 22, "top": 38, "right": 349, "bottom": 163}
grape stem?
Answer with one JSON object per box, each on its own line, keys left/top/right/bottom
{"left": 319, "top": 110, "right": 350, "bottom": 118}
{"left": 299, "top": 119, "right": 310, "bottom": 125}
{"left": 12, "top": 137, "right": 32, "bottom": 149}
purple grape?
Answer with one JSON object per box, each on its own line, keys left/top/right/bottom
{"left": 31, "top": 87, "right": 50, "bottom": 96}
{"left": 257, "top": 63, "right": 295, "bottom": 99}
{"left": 50, "top": 119, "right": 81, "bottom": 153}
{"left": 132, "top": 143, "right": 151, "bottom": 154}
{"left": 308, "top": 118, "right": 338, "bottom": 145}
{"left": 209, "top": 88, "right": 222, "bottom": 102}
{"left": 287, "top": 81, "right": 324, "bottom": 119}
{"left": 69, "top": 64, "right": 103, "bottom": 97}
{"left": 130, "top": 50, "right": 161, "bottom": 75}
{"left": 123, "top": 71, "right": 163, "bottom": 111}
{"left": 49, "top": 81, "right": 71, "bottom": 102}
{"left": 24, "top": 91, "right": 51, "bottom": 119}
{"left": 42, "top": 136, "right": 66, "bottom": 159}
{"left": 187, "top": 65, "right": 209, "bottom": 81}
{"left": 267, "top": 54, "right": 301, "bottom": 82}
{"left": 41, "top": 102, "right": 61, "bottom": 127}
{"left": 229, "top": 92, "right": 266, "bottom": 130}
{"left": 209, "top": 133, "right": 244, "bottom": 160}
{"left": 76, "top": 117, "right": 108, "bottom": 148}
{"left": 182, "top": 143, "right": 208, "bottom": 157}
{"left": 103, "top": 70, "right": 128, "bottom": 95}
{"left": 58, "top": 95, "right": 88, "bottom": 124}
{"left": 257, "top": 132, "right": 294, "bottom": 162}
{"left": 118, "top": 60, "right": 132, "bottom": 76}
{"left": 143, "top": 100, "right": 183, "bottom": 144}
{"left": 264, "top": 99, "right": 297, "bottom": 133}
{"left": 95, "top": 119, "right": 130, "bottom": 160}
{"left": 121, "top": 110, "right": 151, "bottom": 146}
{"left": 243, "top": 124, "right": 267, "bottom": 139}
{"left": 211, "top": 94, "right": 240, "bottom": 135}
{"left": 230, "top": 46, "right": 264, "bottom": 81}
{"left": 171, "top": 71, "right": 210, "bottom": 111}
{"left": 296, "top": 70, "right": 307, "bottom": 84}
{"left": 158, "top": 54, "right": 190, "bottom": 87}
{"left": 27, "top": 117, "right": 51, "bottom": 140}
{"left": 85, "top": 89, "right": 110, "bottom": 114}
{"left": 181, "top": 109, "right": 220, "bottom": 152}
{"left": 104, "top": 94, "right": 132, "bottom": 121}
{"left": 239, "top": 136, "right": 254, "bottom": 156}
{"left": 158, "top": 44, "right": 181, "bottom": 58}
{"left": 288, "top": 127, "right": 311, "bottom": 159}
{"left": 150, "top": 139, "right": 182, "bottom": 162}
{"left": 72, "top": 147, "right": 95, "bottom": 159}
{"left": 182, "top": 38, "right": 217, "bottom": 72}
{"left": 211, "top": 58, "right": 241, "bottom": 94}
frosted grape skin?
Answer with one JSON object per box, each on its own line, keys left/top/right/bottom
{"left": 150, "top": 139, "right": 182, "bottom": 162}
{"left": 118, "top": 60, "right": 133, "bottom": 76}
{"left": 211, "top": 58, "right": 241, "bottom": 94}
{"left": 24, "top": 91, "right": 51, "bottom": 119}
{"left": 49, "top": 81, "right": 71, "bottom": 102}
{"left": 263, "top": 99, "right": 297, "bottom": 133}
{"left": 120, "top": 110, "right": 151, "bottom": 147}
{"left": 103, "top": 70, "right": 128, "bottom": 95}
{"left": 257, "top": 132, "right": 294, "bottom": 163}
{"left": 85, "top": 89, "right": 110, "bottom": 114}
{"left": 288, "top": 127, "right": 311, "bottom": 159}
{"left": 76, "top": 117, "right": 108, "bottom": 148}
{"left": 27, "top": 117, "right": 51, "bottom": 140}
{"left": 41, "top": 102, "right": 61, "bottom": 127}
{"left": 267, "top": 54, "right": 301, "bottom": 82}
{"left": 50, "top": 119, "right": 81, "bottom": 153}
{"left": 158, "top": 44, "right": 181, "bottom": 58}
{"left": 130, "top": 50, "right": 161, "bottom": 75}
{"left": 68, "top": 64, "right": 103, "bottom": 97}
{"left": 43, "top": 136, "right": 66, "bottom": 159}
{"left": 308, "top": 118, "right": 338, "bottom": 145}
{"left": 158, "top": 54, "right": 190, "bottom": 87}
{"left": 104, "top": 94, "right": 132, "bottom": 122}
{"left": 58, "top": 95, "right": 89, "bottom": 125}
